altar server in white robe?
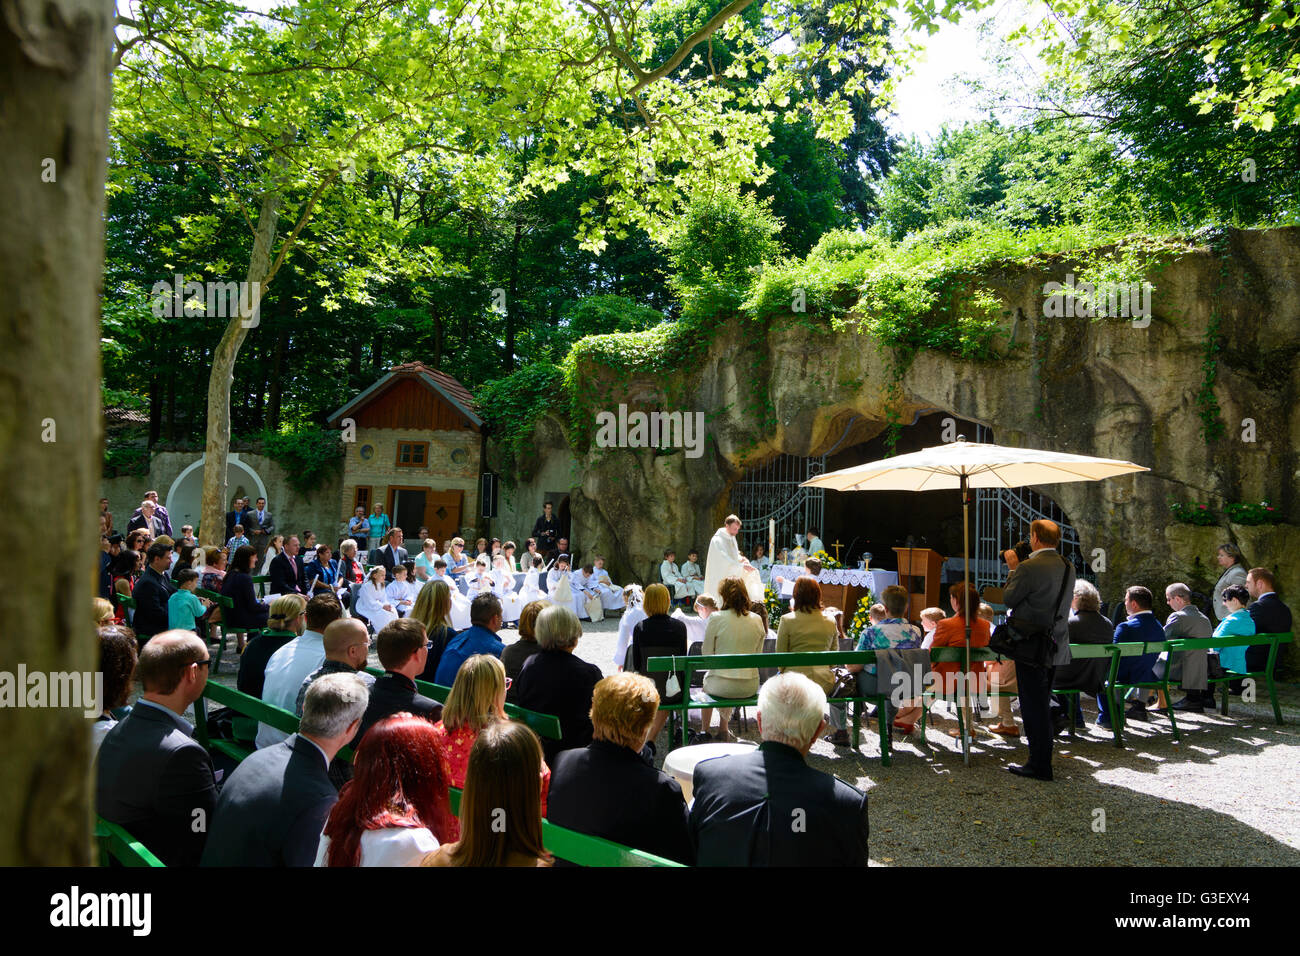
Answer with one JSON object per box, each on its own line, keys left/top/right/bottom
{"left": 660, "top": 549, "right": 697, "bottom": 601}
{"left": 572, "top": 564, "right": 605, "bottom": 622}
{"left": 470, "top": 558, "right": 495, "bottom": 598}
{"left": 492, "top": 555, "right": 523, "bottom": 624}
{"left": 753, "top": 544, "right": 773, "bottom": 584}
{"left": 614, "top": 584, "right": 646, "bottom": 668}
{"left": 680, "top": 550, "right": 705, "bottom": 596}
{"left": 356, "top": 566, "right": 398, "bottom": 633}
{"left": 588, "top": 557, "right": 626, "bottom": 611}
{"left": 670, "top": 593, "right": 717, "bottom": 647}
{"left": 519, "top": 556, "right": 546, "bottom": 604}
{"left": 384, "top": 565, "right": 418, "bottom": 617}
{"left": 703, "top": 515, "right": 764, "bottom": 602}
{"left": 547, "top": 554, "right": 585, "bottom": 619}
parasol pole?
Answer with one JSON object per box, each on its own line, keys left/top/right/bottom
{"left": 961, "top": 469, "right": 972, "bottom": 766}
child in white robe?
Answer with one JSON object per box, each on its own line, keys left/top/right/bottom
{"left": 356, "top": 567, "right": 398, "bottom": 633}
{"left": 670, "top": 593, "right": 717, "bottom": 648}
{"left": 614, "top": 584, "right": 646, "bottom": 669}
{"left": 680, "top": 550, "right": 706, "bottom": 598}
{"left": 425, "top": 561, "right": 472, "bottom": 631}
{"left": 492, "top": 555, "right": 523, "bottom": 624}
{"left": 385, "top": 565, "right": 417, "bottom": 617}
{"left": 547, "top": 555, "right": 585, "bottom": 620}
{"left": 519, "top": 556, "right": 546, "bottom": 604}
{"left": 590, "top": 557, "right": 626, "bottom": 611}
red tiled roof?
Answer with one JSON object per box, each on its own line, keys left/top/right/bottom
{"left": 389, "top": 362, "right": 477, "bottom": 410}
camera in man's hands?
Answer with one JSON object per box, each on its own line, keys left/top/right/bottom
{"left": 1005, "top": 540, "right": 1032, "bottom": 564}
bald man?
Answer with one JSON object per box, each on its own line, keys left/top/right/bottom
{"left": 294, "top": 619, "right": 376, "bottom": 717}
{"left": 96, "top": 630, "right": 218, "bottom": 866}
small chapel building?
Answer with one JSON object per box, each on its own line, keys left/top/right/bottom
{"left": 327, "top": 362, "right": 483, "bottom": 544}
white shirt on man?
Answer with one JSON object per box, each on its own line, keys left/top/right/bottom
{"left": 257, "top": 630, "right": 326, "bottom": 749}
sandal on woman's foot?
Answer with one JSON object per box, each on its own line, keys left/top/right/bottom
{"left": 989, "top": 723, "right": 1021, "bottom": 737}
{"left": 892, "top": 721, "right": 915, "bottom": 734}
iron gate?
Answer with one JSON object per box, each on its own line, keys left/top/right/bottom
{"left": 729, "top": 453, "right": 826, "bottom": 559}
{"left": 971, "top": 425, "right": 1091, "bottom": 593}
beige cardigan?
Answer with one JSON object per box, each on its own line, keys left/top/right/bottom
{"left": 775, "top": 610, "right": 838, "bottom": 692}
{"left": 702, "top": 608, "right": 767, "bottom": 699}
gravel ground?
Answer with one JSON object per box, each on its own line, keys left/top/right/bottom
{"left": 211, "top": 611, "right": 1300, "bottom": 866}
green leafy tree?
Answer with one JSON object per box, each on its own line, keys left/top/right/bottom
{"left": 112, "top": 0, "right": 887, "bottom": 541}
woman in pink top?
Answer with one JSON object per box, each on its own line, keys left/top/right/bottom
{"left": 431, "top": 654, "right": 549, "bottom": 830}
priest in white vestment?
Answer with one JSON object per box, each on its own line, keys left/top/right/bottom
{"left": 703, "top": 515, "right": 764, "bottom": 602}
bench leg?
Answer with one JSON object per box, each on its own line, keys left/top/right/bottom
{"left": 877, "top": 698, "right": 891, "bottom": 767}
{"left": 1267, "top": 672, "right": 1283, "bottom": 724}
{"left": 850, "top": 700, "right": 860, "bottom": 750}
{"left": 1067, "top": 694, "right": 1077, "bottom": 738}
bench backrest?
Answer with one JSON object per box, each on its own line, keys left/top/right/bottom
{"left": 363, "top": 667, "right": 562, "bottom": 741}
{"left": 95, "top": 816, "right": 166, "bottom": 867}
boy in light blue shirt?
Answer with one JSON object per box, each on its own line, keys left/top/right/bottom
{"left": 168, "top": 568, "right": 209, "bottom": 633}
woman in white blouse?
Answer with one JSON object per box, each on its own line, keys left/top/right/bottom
{"left": 259, "top": 534, "right": 285, "bottom": 576}
{"left": 315, "top": 713, "right": 458, "bottom": 866}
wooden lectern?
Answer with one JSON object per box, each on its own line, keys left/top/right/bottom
{"left": 893, "top": 547, "right": 944, "bottom": 623}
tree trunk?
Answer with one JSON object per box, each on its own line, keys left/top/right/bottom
{"left": 0, "top": 0, "right": 113, "bottom": 865}
{"left": 505, "top": 218, "right": 521, "bottom": 373}
{"left": 148, "top": 367, "right": 162, "bottom": 445}
{"left": 265, "top": 327, "right": 287, "bottom": 431}
{"left": 200, "top": 189, "right": 281, "bottom": 545}
{"left": 431, "top": 303, "right": 444, "bottom": 370}
{"left": 165, "top": 365, "right": 176, "bottom": 441}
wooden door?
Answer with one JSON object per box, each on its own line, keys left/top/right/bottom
{"left": 425, "top": 490, "right": 463, "bottom": 543}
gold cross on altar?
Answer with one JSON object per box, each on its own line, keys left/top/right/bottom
{"left": 832, "top": 541, "right": 843, "bottom": 562}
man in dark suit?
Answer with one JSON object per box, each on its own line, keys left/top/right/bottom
{"left": 548, "top": 674, "right": 692, "bottom": 865}
{"left": 100, "top": 532, "right": 123, "bottom": 600}
{"left": 354, "top": 618, "right": 442, "bottom": 745}
{"left": 96, "top": 631, "right": 218, "bottom": 866}
{"left": 132, "top": 542, "right": 176, "bottom": 640}
{"left": 690, "top": 672, "right": 868, "bottom": 866}
{"left": 531, "top": 501, "right": 559, "bottom": 556}
{"left": 269, "top": 535, "right": 307, "bottom": 595}
{"left": 1001, "top": 519, "right": 1076, "bottom": 781}
{"left": 201, "top": 672, "right": 368, "bottom": 866}
{"left": 1099, "top": 586, "right": 1164, "bottom": 727}
{"left": 1245, "top": 567, "right": 1292, "bottom": 673}
{"left": 372, "top": 526, "right": 409, "bottom": 578}
{"left": 225, "top": 496, "right": 248, "bottom": 542}
{"left": 128, "top": 491, "right": 173, "bottom": 537}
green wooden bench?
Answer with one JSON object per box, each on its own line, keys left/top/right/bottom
{"left": 919, "top": 646, "right": 1022, "bottom": 761}
{"left": 1105, "top": 641, "right": 1182, "bottom": 742}
{"left": 195, "top": 681, "right": 676, "bottom": 866}
{"left": 115, "top": 594, "right": 136, "bottom": 629}
{"left": 645, "top": 650, "right": 895, "bottom": 764}
{"left": 1051, "top": 642, "right": 1124, "bottom": 744}
{"left": 363, "top": 667, "right": 562, "bottom": 742}
{"left": 1167, "top": 631, "right": 1292, "bottom": 724}
{"left": 197, "top": 588, "right": 261, "bottom": 673}
{"left": 95, "top": 816, "right": 166, "bottom": 868}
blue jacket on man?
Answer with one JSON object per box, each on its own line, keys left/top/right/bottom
{"left": 433, "top": 625, "right": 503, "bottom": 686}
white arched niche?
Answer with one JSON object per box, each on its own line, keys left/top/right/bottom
{"left": 165, "top": 453, "right": 268, "bottom": 539}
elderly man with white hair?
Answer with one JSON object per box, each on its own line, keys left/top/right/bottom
{"left": 201, "top": 672, "right": 370, "bottom": 866}
{"left": 689, "top": 672, "right": 869, "bottom": 866}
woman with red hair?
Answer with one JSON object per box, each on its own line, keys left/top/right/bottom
{"left": 315, "top": 712, "right": 458, "bottom": 867}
